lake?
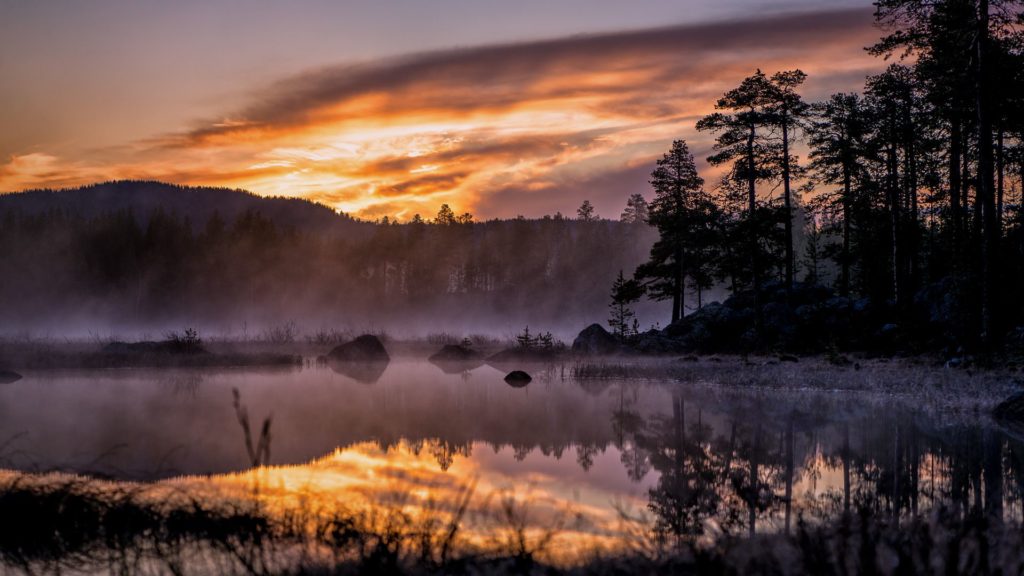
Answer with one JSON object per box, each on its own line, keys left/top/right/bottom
{"left": 0, "top": 357, "right": 1021, "bottom": 567}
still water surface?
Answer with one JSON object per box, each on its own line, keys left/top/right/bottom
{"left": 1, "top": 358, "right": 1021, "bottom": 550}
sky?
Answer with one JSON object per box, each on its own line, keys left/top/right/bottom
{"left": 0, "top": 0, "right": 882, "bottom": 220}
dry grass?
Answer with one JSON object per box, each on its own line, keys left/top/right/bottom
{"left": 1, "top": 472, "right": 1022, "bottom": 575}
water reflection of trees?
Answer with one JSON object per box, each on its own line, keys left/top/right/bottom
{"left": 621, "top": 385, "right": 1024, "bottom": 542}
{"left": 304, "top": 377, "right": 1024, "bottom": 542}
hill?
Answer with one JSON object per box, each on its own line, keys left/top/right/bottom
{"left": 0, "top": 180, "right": 366, "bottom": 235}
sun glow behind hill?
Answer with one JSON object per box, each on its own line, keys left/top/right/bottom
{"left": 0, "top": 9, "right": 880, "bottom": 220}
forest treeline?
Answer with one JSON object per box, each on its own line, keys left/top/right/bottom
{"left": 0, "top": 189, "right": 656, "bottom": 333}
{"left": 617, "top": 0, "right": 1024, "bottom": 351}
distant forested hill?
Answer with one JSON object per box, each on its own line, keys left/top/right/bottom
{"left": 0, "top": 181, "right": 366, "bottom": 236}
{"left": 0, "top": 181, "right": 658, "bottom": 336}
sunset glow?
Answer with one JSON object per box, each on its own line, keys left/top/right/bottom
{"left": 0, "top": 8, "right": 880, "bottom": 220}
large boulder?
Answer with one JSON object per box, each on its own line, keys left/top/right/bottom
{"left": 571, "top": 324, "right": 622, "bottom": 355}
{"left": 664, "top": 302, "right": 747, "bottom": 351}
{"left": 657, "top": 282, "right": 868, "bottom": 353}
{"left": 429, "top": 344, "right": 484, "bottom": 374}
{"left": 327, "top": 335, "right": 390, "bottom": 362}
{"left": 633, "top": 329, "right": 688, "bottom": 354}
{"left": 429, "top": 344, "right": 480, "bottom": 362}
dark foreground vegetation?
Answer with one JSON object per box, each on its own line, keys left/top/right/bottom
{"left": 581, "top": 280, "right": 1024, "bottom": 360}
{"left": 0, "top": 473, "right": 1021, "bottom": 576}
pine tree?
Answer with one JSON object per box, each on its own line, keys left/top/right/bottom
{"left": 766, "top": 70, "right": 809, "bottom": 289}
{"left": 620, "top": 193, "right": 650, "bottom": 224}
{"left": 807, "top": 92, "right": 871, "bottom": 296}
{"left": 609, "top": 270, "right": 644, "bottom": 340}
{"left": 435, "top": 204, "right": 456, "bottom": 225}
{"left": 577, "top": 200, "right": 598, "bottom": 221}
{"left": 697, "top": 70, "right": 782, "bottom": 325}
{"left": 635, "top": 140, "right": 720, "bottom": 324}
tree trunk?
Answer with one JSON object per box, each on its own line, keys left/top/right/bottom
{"left": 976, "top": 0, "right": 999, "bottom": 346}
{"left": 997, "top": 127, "right": 1005, "bottom": 226}
{"left": 906, "top": 112, "right": 919, "bottom": 297}
{"left": 888, "top": 144, "right": 902, "bottom": 306}
{"left": 747, "top": 122, "right": 762, "bottom": 334}
{"left": 950, "top": 118, "right": 963, "bottom": 254}
{"left": 841, "top": 162, "right": 853, "bottom": 297}
{"left": 782, "top": 115, "right": 794, "bottom": 290}
{"left": 667, "top": 241, "right": 684, "bottom": 323}
{"left": 671, "top": 271, "right": 681, "bottom": 325}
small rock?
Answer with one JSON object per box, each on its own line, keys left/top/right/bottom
{"left": 778, "top": 354, "right": 799, "bottom": 363}
{"left": 504, "top": 370, "right": 532, "bottom": 387}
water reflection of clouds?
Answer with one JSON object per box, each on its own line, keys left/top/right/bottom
{"left": 183, "top": 440, "right": 637, "bottom": 561}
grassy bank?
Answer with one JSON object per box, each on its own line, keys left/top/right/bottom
{"left": 0, "top": 471, "right": 1021, "bottom": 575}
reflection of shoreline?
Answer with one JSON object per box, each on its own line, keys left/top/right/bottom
{"left": 0, "top": 362, "right": 669, "bottom": 479}
{"left": 3, "top": 374, "right": 1024, "bottom": 572}
{"left": 1, "top": 359, "right": 1023, "bottom": 540}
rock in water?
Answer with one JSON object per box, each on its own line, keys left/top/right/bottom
{"left": 571, "top": 324, "right": 621, "bottom": 355}
{"left": 0, "top": 370, "right": 22, "bottom": 384}
{"left": 429, "top": 345, "right": 484, "bottom": 374}
{"left": 504, "top": 370, "right": 532, "bottom": 387}
{"left": 429, "top": 344, "right": 480, "bottom": 362}
{"left": 327, "top": 335, "right": 390, "bottom": 362}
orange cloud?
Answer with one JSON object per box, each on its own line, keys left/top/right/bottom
{"left": 0, "top": 8, "right": 882, "bottom": 220}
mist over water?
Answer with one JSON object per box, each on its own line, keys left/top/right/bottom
{"left": 0, "top": 183, "right": 672, "bottom": 340}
